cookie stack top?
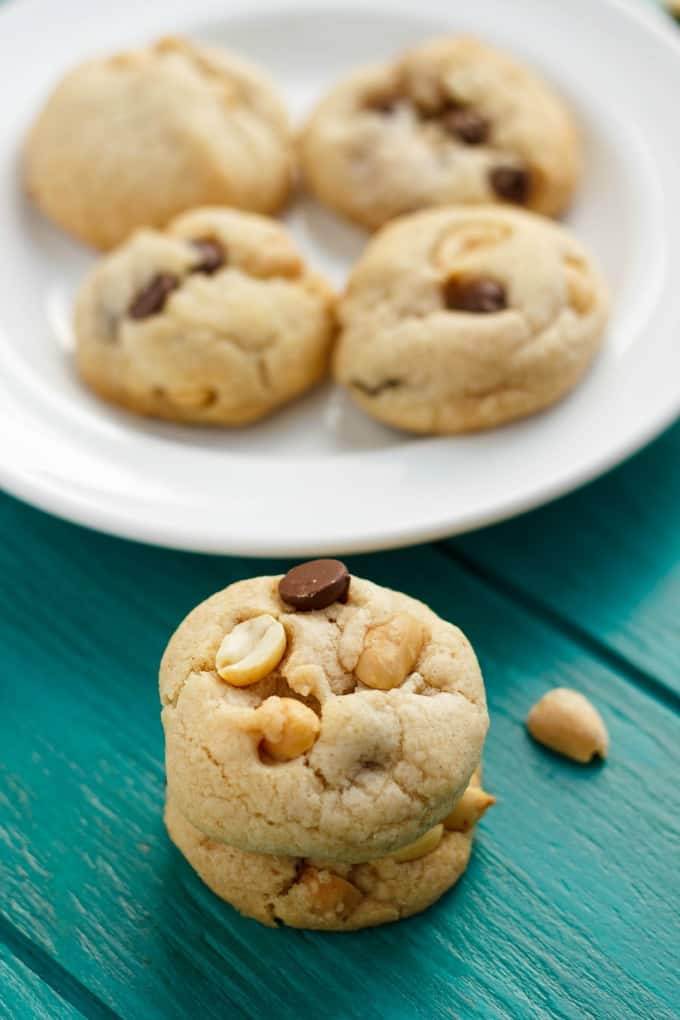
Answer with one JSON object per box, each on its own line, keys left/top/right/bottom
{"left": 160, "top": 561, "right": 489, "bottom": 862}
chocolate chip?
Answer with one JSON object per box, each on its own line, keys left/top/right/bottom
{"left": 128, "top": 273, "right": 179, "bottom": 320}
{"left": 443, "top": 109, "right": 489, "bottom": 145}
{"left": 489, "top": 165, "right": 531, "bottom": 204}
{"left": 444, "top": 277, "right": 507, "bottom": 314}
{"left": 191, "top": 238, "right": 225, "bottom": 275}
{"left": 351, "top": 378, "right": 403, "bottom": 397}
{"left": 366, "top": 93, "right": 400, "bottom": 115}
{"left": 279, "top": 560, "right": 350, "bottom": 612}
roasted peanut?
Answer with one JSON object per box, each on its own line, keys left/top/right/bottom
{"left": 216, "top": 614, "right": 286, "bottom": 687}
{"left": 435, "top": 221, "right": 512, "bottom": 267}
{"left": 443, "top": 786, "right": 495, "bottom": 832}
{"left": 255, "top": 696, "right": 320, "bottom": 761}
{"left": 168, "top": 385, "right": 216, "bottom": 409}
{"left": 527, "top": 688, "right": 609, "bottom": 763}
{"left": 565, "top": 259, "right": 594, "bottom": 314}
{"left": 298, "top": 868, "right": 363, "bottom": 918}
{"left": 286, "top": 663, "right": 327, "bottom": 699}
{"left": 356, "top": 613, "right": 426, "bottom": 690}
{"left": 391, "top": 824, "right": 444, "bottom": 863}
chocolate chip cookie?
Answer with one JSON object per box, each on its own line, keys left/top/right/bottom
{"left": 300, "top": 36, "right": 580, "bottom": 230}
{"left": 74, "top": 208, "right": 336, "bottom": 425}
{"left": 25, "top": 36, "right": 294, "bottom": 249}
{"left": 160, "top": 563, "right": 488, "bottom": 861}
{"left": 334, "top": 206, "right": 609, "bottom": 434}
{"left": 164, "top": 769, "right": 493, "bottom": 930}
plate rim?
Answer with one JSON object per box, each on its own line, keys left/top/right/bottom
{"left": 1, "top": 0, "right": 679, "bottom": 557}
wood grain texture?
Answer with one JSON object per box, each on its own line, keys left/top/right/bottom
{"left": 445, "top": 421, "right": 680, "bottom": 699}
{"left": 0, "top": 492, "right": 678, "bottom": 1019}
{"left": 0, "top": 940, "right": 84, "bottom": 1020}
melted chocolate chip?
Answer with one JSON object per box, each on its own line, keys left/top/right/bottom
{"left": 191, "top": 238, "right": 225, "bottom": 275}
{"left": 279, "top": 560, "right": 350, "bottom": 612}
{"left": 128, "top": 274, "right": 179, "bottom": 320}
{"left": 444, "top": 277, "right": 507, "bottom": 314}
{"left": 489, "top": 165, "right": 531, "bottom": 204}
{"left": 443, "top": 109, "right": 489, "bottom": 145}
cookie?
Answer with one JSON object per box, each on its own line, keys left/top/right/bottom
{"left": 165, "top": 769, "right": 492, "bottom": 930}
{"left": 300, "top": 36, "right": 580, "bottom": 230}
{"left": 334, "top": 206, "right": 609, "bottom": 434}
{"left": 25, "top": 36, "right": 294, "bottom": 249}
{"left": 160, "top": 565, "right": 488, "bottom": 861}
{"left": 74, "top": 208, "right": 336, "bottom": 425}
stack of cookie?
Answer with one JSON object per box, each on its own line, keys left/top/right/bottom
{"left": 25, "top": 34, "right": 609, "bottom": 435}
{"left": 160, "top": 560, "right": 493, "bottom": 930}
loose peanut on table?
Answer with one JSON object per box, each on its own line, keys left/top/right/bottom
{"left": 390, "top": 824, "right": 444, "bottom": 863}
{"left": 526, "top": 687, "right": 609, "bottom": 763}
{"left": 356, "top": 612, "right": 426, "bottom": 690}
{"left": 216, "top": 614, "right": 286, "bottom": 686}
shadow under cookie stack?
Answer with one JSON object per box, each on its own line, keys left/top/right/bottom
{"left": 161, "top": 560, "right": 493, "bottom": 930}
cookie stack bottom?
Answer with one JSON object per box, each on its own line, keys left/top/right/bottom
{"left": 165, "top": 770, "right": 488, "bottom": 931}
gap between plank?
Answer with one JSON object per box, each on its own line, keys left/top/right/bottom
{"left": 0, "top": 913, "right": 121, "bottom": 1020}
{"left": 435, "top": 542, "right": 680, "bottom": 716}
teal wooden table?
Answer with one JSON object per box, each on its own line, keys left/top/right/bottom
{"left": 2, "top": 2, "right": 680, "bottom": 1016}
{"left": 1, "top": 412, "right": 679, "bottom": 1019}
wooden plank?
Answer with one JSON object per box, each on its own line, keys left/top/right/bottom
{"left": 0, "top": 915, "right": 118, "bottom": 1020}
{"left": 0, "top": 494, "right": 677, "bottom": 1018}
{"left": 0, "top": 940, "right": 85, "bottom": 1020}
{"left": 445, "top": 420, "right": 680, "bottom": 698}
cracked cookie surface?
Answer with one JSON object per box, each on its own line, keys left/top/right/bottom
{"left": 160, "top": 573, "right": 487, "bottom": 861}
{"left": 334, "top": 205, "right": 609, "bottom": 434}
{"left": 300, "top": 36, "right": 580, "bottom": 230}
{"left": 74, "top": 207, "right": 336, "bottom": 424}
{"left": 164, "top": 768, "right": 486, "bottom": 930}
{"left": 25, "top": 36, "right": 295, "bottom": 250}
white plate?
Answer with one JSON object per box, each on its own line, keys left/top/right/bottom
{"left": 0, "top": 0, "right": 679, "bottom": 556}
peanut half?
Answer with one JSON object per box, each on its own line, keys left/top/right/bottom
{"left": 565, "top": 256, "right": 594, "bottom": 315}
{"left": 254, "top": 696, "right": 320, "bottom": 761}
{"left": 356, "top": 612, "right": 426, "bottom": 690}
{"left": 298, "top": 868, "right": 363, "bottom": 919}
{"left": 390, "top": 824, "right": 444, "bottom": 863}
{"left": 166, "top": 384, "right": 216, "bottom": 409}
{"left": 526, "top": 687, "right": 609, "bottom": 764}
{"left": 443, "top": 786, "right": 495, "bottom": 832}
{"left": 216, "top": 614, "right": 286, "bottom": 687}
